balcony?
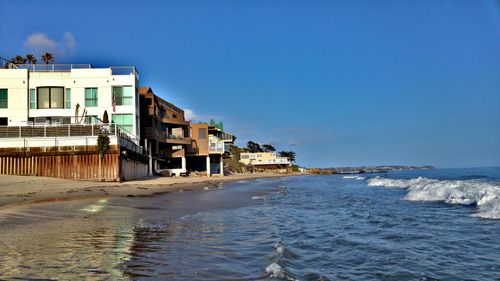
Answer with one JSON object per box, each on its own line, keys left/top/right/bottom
{"left": 250, "top": 158, "right": 291, "bottom": 165}
{"left": 144, "top": 128, "right": 191, "bottom": 144}
{"left": 0, "top": 123, "right": 145, "bottom": 156}
{"left": 220, "top": 132, "right": 235, "bottom": 143}
{"left": 209, "top": 136, "right": 226, "bottom": 154}
{"left": 165, "top": 134, "right": 191, "bottom": 145}
{"left": 161, "top": 117, "right": 189, "bottom": 126}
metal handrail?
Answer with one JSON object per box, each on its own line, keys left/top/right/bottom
{"left": 10, "top": 64, "right": 139, "bottom": 77}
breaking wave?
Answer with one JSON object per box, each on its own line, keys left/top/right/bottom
{"left": 343, "top": 175, "right": 365, "bottom": 180}
{"left": 367, "top": 177, "right": 500, "bottom": 219}
{"left": 264, "top": 262, "right": 298, "bottom": 281}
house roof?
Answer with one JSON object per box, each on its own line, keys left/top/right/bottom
{"left": 138, "top": 87, "right": 153, "bottom": 95}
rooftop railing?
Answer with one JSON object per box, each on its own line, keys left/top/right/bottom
{"left": 17, "top": 64, "right": 91, "bottom": 71}
{"left": 12, "top": 64, "right": 139, "bottom": 77}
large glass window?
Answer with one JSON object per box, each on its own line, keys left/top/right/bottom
{"left": 113, "top": 86, "right": 133, "bottom": 106}
{"left": 0, "top": 89, "right": 7, "bottom": 109}
{"left": 36, "top": 87, "right": 64, "bottom": 109}
{"left": 30, "top": 89, "right": 36, "bottom": 109}
{"left": 85, "top": 88, "right": 98, "bottom": 107}
{"left": 65, "top": 89, "right": 71, "bottom": 109}
{"left": 112, "top": 114, "right": 133, "bottom": 134}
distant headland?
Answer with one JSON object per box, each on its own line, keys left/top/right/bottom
{"left": 308, "top": 165, "right": 434, "bottom": 175}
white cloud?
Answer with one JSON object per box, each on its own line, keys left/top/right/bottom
{"left": 23, "top": 32, "right": 77, "bottom": 58}
{"left": 288, "top": 140, "right": 299, "bottom": 146}
{"left": 62, "top": 32, "right": 76, "bottom": 54}
{"left": 184, "top": 109, "right": 197, "bottom": 121}
{"left": 24, "top": 33, "right": 58, "bottom": 53}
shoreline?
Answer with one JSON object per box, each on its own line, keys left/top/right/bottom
{"left": 0, "top": 173, "right": 304, "bottom": 209}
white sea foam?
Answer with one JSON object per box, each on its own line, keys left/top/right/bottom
{"left": 367, "top": 177, "right": 500, "bottom": 219}
{"left": 265, "top": 262, "right": 298, "bottom": 281}
{"left": 266, "top": 263, "right": 285, "bottom": 278}
{"left": 252, "top": 195, "right": 266, "bottom": 200}
{"left": 274, "top": 240, "right": 285, "bottom": 254}
{"left": 343, "top": 175, "right": 365, "bottom": 180}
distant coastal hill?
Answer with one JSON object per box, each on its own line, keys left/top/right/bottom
{"left": 309, "top": 165, "right": 434, "bottom": 175}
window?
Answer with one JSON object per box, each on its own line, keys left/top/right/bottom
{"left": 198, "top": 128, "right": 207, "bottom": 139}
{"left": 112, "top": 114, "right": 133, "bottom": 134}
{"left": 0, "top": 117, "right": 7, "bottom": 125}
{"left": 65, "top": 89, "right": 71, "bottom": 109}
{"left": 85, "top": 88, "right": 98, "bottom": 107}
{"left": 0, "top": 89, "right": 7, "bottom": 109}
{"left": 113, "top": 86, "right": 133, "bottom": 106}
{"left": 36, "top": 87, "right": 64, "bottom": 109}
{"left": 30, "top": 89, "right": 36, "bottom": 109}
{"left": 241, "top": 155, "right": 249, "bottom": 160}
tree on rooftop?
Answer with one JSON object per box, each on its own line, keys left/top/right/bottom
{"left": 41, "top": 52, "right": 54, "bottom": 64}
{"left": 25, "top": 54, "right": 37, "bottom": 64}
{"left": 262, "top": 144, "right": 276, "bottom": 152}
{"left": 247, "top": 141, "right": 262, "bottom": 153}
{"left": 279, "top": 151, "right": 296, "bottom": 162}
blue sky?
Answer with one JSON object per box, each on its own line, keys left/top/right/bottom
{"left": 1, "top": 0, "right": 499, "bottom": 168}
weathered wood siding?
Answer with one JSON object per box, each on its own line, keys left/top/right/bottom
{"left": 0, "top": 153, "right": 120, "bottom": 181}
{"left": 121, "top": 159, "right": 148, "bottom": 181}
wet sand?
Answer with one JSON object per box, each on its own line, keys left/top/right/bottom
{"left": 0, "top": 173, "right": 300, "bottom": 208}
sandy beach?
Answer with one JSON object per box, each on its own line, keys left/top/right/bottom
{"left": 0, "top": 173, "right": 299, "bottom": 208}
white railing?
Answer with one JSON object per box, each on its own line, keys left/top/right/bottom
{"left": 0, "top": 136, "right": 119, "bottom": 149}
{"left": 0, "top": 123, "right": 145, "bottom": 154}
{"left": 0, "top": 123, "right": 118, "bottom": 138}
{"left": 13, "top": 64, "right": 139, "bottom": 77}
{"left": 209, "top": 136, "right": 225, "bottom": 153}
{"left": 248, "top": 158, "right": 291, "bottom": 165}
{"left": 17, "top": 64, "right": 92, "bottom": 71}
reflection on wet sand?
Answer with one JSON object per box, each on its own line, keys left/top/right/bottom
{"left": 0, "top": 177, "right": 289, "bottom": 280}
{"left": 0, "top": 200, "right": 136, "bottom": 279}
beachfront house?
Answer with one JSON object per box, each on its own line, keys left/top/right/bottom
{"left": 239, "top": 152, "right": 291, "bottom": 169}
{"left": 0, "top": 63, "right": 148, "bottom": 180}
{"left": 1, "top": 64, "right": 141, "bottom": 136}
{"left": 139, "top": 87, "right": 191, "bottom": 176}
{"left": 187, "top": 123, "right": 236, "bottom": 176}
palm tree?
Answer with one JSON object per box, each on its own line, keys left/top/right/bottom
{"left": 13, "top": 55, "right": 27, "bottom": 65}
{"left": 41, "top": 52, "right": 54, "bottom": 64}
{"left": 25, "top": 54, "right": 37, "bottom": 64}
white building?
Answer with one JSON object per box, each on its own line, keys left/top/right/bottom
{"left": 0, "top": 64, "right": 140, "bottom": 142}
{"left": 240, "top": 152, "right": 291, "bottom": 166}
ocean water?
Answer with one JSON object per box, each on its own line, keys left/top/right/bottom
{"left": 0, "top": 167, "right": 499, "bottom": 280}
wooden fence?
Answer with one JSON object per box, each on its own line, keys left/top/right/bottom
{"left": 0, "top": 153, "right": 120, "bottom": 181}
